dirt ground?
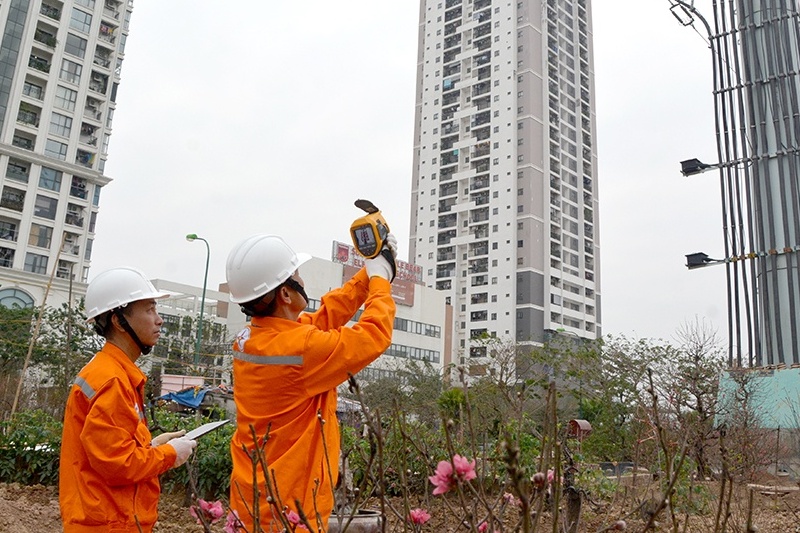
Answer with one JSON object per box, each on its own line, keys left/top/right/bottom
{"left": 1, "top": 480, "right": 799, "bottom": 532}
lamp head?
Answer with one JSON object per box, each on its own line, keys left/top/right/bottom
{"left": 186, "top": 233, "right": 198, "bottom": 242}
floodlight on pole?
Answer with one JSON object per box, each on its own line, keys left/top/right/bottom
{"left": 186, "top": 233, "right": 210, "bottom": 366}
{"left": 680, "top": 158, "right": 721, "bottom": 177}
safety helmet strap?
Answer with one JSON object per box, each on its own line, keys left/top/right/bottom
{"left": 113, "top": 308, "right": 153, "bottom": 356}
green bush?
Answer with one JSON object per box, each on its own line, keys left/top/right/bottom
{"left": 0, "top": 409, "right": 62, "bottom": 485}
{"left": 155, "top": 408, "right": 234, "bottom": 501}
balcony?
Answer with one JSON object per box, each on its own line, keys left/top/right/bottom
{"left": 0, "top": 247, "right": 14, "bottom": 268}
{"left": 436, "top": 266, "right": 455, "bottom": 279}
{"left": 469, "top": 207, "right": 489, "bottom": 224}
{"left": 89, "top": 72, "right": 109, "bottom": 94}
{"left": 0, "top": 189, "right": 25, "bottom": 212}
{"left": 444, "top": 34, "right": 461, "bottom": 50}
{"left": 444, "top": 7, "right": 461, "bottom": 22}
{"left": 473, "top": 22, "right": 491, "bottom": 39}
{"left": 57, "top": 261, "right": 75, "bottom": 279}
{"left": 29, "top": 55, "right": 51, "bottom": 73}
{"left": 80, "top": 123, "right": 98, "bottom": 146}
{"left": 70, "top": 177, "right": 88, "bottom": 199}
{"left": 473, "top": 9, "right": 491, "bottom": 23}
{"left": 437, "top": 230, "right": 456, "bottom": 245}
{"left": 468, "top": 258, "right": 488, "bottom": 273}
{"left": 472, "top": 142, "right": 490, "bottom": 158}
{"left": 437, "top": 247, "right": 456, "bottom": 261}
{"left": 468, "top": 242, "right": 489, "bottom": 257}
{"left": 0, "top": 221, "right": 18, "bottom": 242}
{"left": 440, "top": 150, "right": 459, "bottom": 166}
{"left": 40, "top": 3, "right": 61, "bottom": 21}
{"left": 76, "top": 150, "right": 95, "bottom": 168}
{"left": 12, "top": 134, "right": 34, "bottom": 151}
{"left": 23, "top": 81, "right": 44, "bottom": 100}
{"left": 104, "top": 0, "right": 121, "bottom": 20}
{"left": 470, "top": 224, "right": 489, "bottom": 239}
{"left": 471, "top": 191, "right": 489, "bottom": 206}
{"left": 438, "top": 212, "right": 457, "bottom": 227}
{"left": 6, "top": 161, "right": 30, "bottom": 183}
{"left": 34, "top": 28, "right": 57, "bottom": 48}
{"left": 65, "top": 212, "right": 85, "bottom": 228}
{"left": 98, "top": 24, "right": 117, "bottom": 45}
{"left": 61, "top": 242, "right": 80, "bottom": 256}
{"left": 439, "top": 181, "right": 458, "bottom": 197}
{"left": 17, "top": 107, "right": 39, "bottom": 127}
{"left": 470, "top": 176, "right": 489, "bottom": 190}
{"left": 93, "top": 52, "right": 112, "bottom": 69}
{"left": 84, "top": 99, "right": 103, "bottom": 121}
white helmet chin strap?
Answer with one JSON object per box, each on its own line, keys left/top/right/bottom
{"left": 114, "top": 308, "right": 153, "bottom": 355}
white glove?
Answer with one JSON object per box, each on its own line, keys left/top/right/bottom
{"left": 151, "top": 429, "right": 185, "bottom": 447}
{"left": 385, "top": 233, "right": 398, "bottom": 258}
{"left": 366, "top": 255, "right": 392, "bottom": 280}
{"left": 167, "top": 437, "right": 197, "bottom": 468}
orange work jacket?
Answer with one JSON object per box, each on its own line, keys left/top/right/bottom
{"left": 59, "top": 342, "right": 177, "bottom": 532}
{"left": 229, "top": 269, "right": 395, "bottom": 531}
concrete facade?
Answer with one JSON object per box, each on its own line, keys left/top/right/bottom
{"left": 408, "top": 0, "right": 600, "bottom": 375}
{"left": 0, "top": 0, "right": 129, "bottom": 309}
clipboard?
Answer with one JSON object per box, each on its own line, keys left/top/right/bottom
{"left": 184, "top": 419, "right": 230, "bottom": 440}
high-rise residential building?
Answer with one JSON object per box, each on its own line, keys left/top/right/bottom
{"left": 409, "top": 0, "right": 600, "bottom": 373}
{"left": 0, "top": 0, "right": 131, "bottom": 310}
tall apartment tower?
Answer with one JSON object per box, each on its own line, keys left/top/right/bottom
{"left": 0, "top": 0, "right": 129, "bottom": 310}
{"left": 409, "top": 0, "right": 600, "bottom": 370}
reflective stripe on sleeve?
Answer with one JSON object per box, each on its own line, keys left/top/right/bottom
{"left": 233, "top": 353, "right": 303, "bottom": 365}
{"left": 74, "top": 376, "right": 96, "bottom": 399}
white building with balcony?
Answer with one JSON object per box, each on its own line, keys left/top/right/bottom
{"left": 409, "top": 0, "right": 601, "bottom": 379}
{"left": 0, "top": 0, "right": 131, "bottom": 310}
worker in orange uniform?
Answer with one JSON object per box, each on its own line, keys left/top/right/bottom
{"left": 59, "top": 267, "right": 198, "bottom": 532}
{"left": 225, "top": 234, "right": 397, "bottom": 531}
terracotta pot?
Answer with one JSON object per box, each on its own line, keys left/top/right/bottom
{"left": 327, "top": 509, "right": 384, "bottom": 533}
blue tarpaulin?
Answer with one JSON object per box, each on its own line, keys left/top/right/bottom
{"left": 160, "top": 388, "right": 210, "bottom": 409}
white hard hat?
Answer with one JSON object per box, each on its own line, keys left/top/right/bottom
{"left": 85, "top": 267, "right": 168, "bottom": 321}
{"left": 226, "top": 234, "right": 311, "bottom": 304}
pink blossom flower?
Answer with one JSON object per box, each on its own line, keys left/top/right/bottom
{"left": 285, "top": 510, "right": 308, "bottom": 530}
{"left": 547, "top": 469, "right": 555, "bottom": 484}
{"left": 429, "top": 454, "right": 478, "bottom": 495}
{"left": 408, "top": 508, "right": 431, "bottom": 525}
{"left": 452, "top": 454, "right": 477, "bottom": 481}
{"left": 429, "top": 460, "right": 454, "bottom": 495}
{"left": 478, "top": 521, "right": 489, "bottom": 533}
{"left": 224, "top": 510, "right": 241, "bottom": 533}
{"left": 189, "top": 499, "right": 225, "bottom": 525}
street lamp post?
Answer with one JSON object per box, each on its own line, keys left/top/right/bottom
{"left": 186, "top": 233, "right": 209, "bottom": 366}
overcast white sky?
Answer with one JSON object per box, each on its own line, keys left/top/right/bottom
{"left": 91, "top": 1, "right": 728, "bottom": 344}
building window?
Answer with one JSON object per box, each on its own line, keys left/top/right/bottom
{"left": 39, "top": 167, "right": 63, "bottom": 191}
{"left": 92, "top": 185, "right": 101, "bottom": 206}
{"left": 24, "top": 253, "right": 49, "bottom": 274}
{"left": 28, "top": 224, "right": 53, "bottom": 248}
{"left": 45, "top": 139, "right": 68, "bottom": 160}
{"left": 34, "top": 195, "right": 58, "bottom": 220}
{"left": 70, "top": 8, "right": 93, "bottom": 33}
{"left": 64, "top": 33, "right": 87, "bottom": 58}
{"left": 55, "top": 86, "right": 78, "bottom": 111}
{"left": 49, "top": 113, "right": 73, "bottom": 138}
{"left": 60, "top": 59, "right": 83, "bottom": 84}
